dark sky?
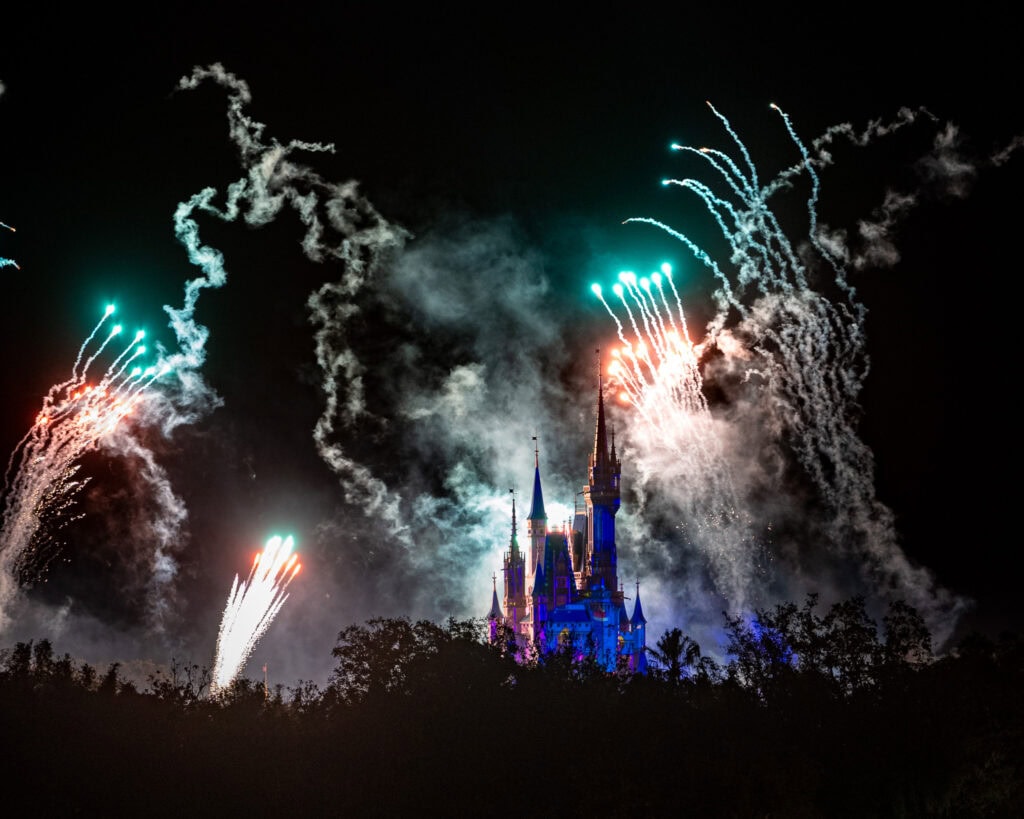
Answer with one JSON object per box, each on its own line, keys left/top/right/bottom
{"left": 0, "top": 9, "right": 1019, "bottom": 686}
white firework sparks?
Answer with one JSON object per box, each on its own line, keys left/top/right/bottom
{"left": 210, "top": 535, "right": 301, "bottom": 696}
{"left": 593, "top": 265, "right": 760, "bottom": 608}
{"left": 594, "top": 101, "right": 967, "bottom": 641}
{"left": 0, "top": 305, "right": 166, "bottom": 627}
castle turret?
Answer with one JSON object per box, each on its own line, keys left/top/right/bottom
{"left": 487, "top": 574, "right": 503, "bottom": 642}
{"left": 583, "top": 377, "right": 621, "bottom": 595}
{"left": 503, "top": 491, "right": 527, "bottom": 638}
{"left": 526, "top": 438, "right": 547, "bottom": 595}
{"left": 539, "top": 530, "right": 576, "bottom": 610}
{"left": 532, "top": 560, "right": 548, "bottom": 645}
{"left": 630, "top": 580, "right": 648, "bottom": 673}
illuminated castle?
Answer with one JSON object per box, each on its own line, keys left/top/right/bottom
{"left": 487, "top": 381, "right": 647, "bottom": 673}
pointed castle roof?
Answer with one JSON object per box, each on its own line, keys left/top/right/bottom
{"left": 631, "top": 580, "right": 647, "bottom": 626}
{"left": 508, "top": 491, "right": 520, "bottom": 559}
{"left": 487, "top": 574, "right": 502, "bottom": 620}
{"left": 528, "top": 438, "right": 546, "bottom": 521}
{"left": 593, "top": 375, "right": 610, "bottom": 468}
{"left": 589, "top": 371, "right": 620, "bottom": 488}
{"left": 533, "top": 561, "right": 546, "bottom": 596}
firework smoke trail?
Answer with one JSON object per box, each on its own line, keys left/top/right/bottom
{"left": 174, "top": 66, "right": 589, "bottom": 624}
{"left": 210, "top": 535, "right": 301, "bottom": 696}
{"left": 593, "top": 265, "right": 762, "bottom": 609}
{"left": 622, "top": 102, "right": 965, "bottom": 642}
{"left": 172, "top": 64, "right": 409, "bottom": 532}
{"left": 0, "top": 306, "right": 168, "bottom": 629}
{"left": 1, "top": 221, "right": 17, "bottom": 270}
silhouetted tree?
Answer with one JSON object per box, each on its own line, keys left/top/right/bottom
{"left": 819, "top": 595, "right": 879, "bottom": 695}
{"left": 145, "top": 657, "right": 210, "bottom": 705}
{"left": 647, "top": 627, "right": 701, "bottom": 685}
{"left": 287, "top": 679, "right": 324, "bottom": 714}
{"left": 96, "top": 662, "right": 125, "bottom": 695}
{"left": 1, "top": 640, "right": 33, "bottom": 678}
{"left": 329, "top": 615, "right": 490, "bottom": 704}
{"left": 2, "top": 602, "right": 1022, "bottom": 817}
{"left": 881, "top": 598, "right": 933, "bottom": 668}
{"left": 723, "top": 608, "right": 798, "bottom": 703}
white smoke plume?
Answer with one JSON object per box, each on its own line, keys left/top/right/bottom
{"left": 992, "top": 134, "right": 1024, "bottom": 166}
{"left": 162, "top": 68, "right": 581, "bottom": 635}
{"left": 309, "top": 211, "right": 586, "bottom": 618}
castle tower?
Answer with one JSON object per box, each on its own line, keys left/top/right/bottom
{"left": 538, "top": 530, "right": 576, "bottom": 610}
{"left": 526, "top": 438, "right": 547, "bottom": 596}
{"left": 487, "top": 574, "right": 503, "bottom": 642}
{"left": 502, "top": 492, "right": 527, "bottom": 637}
{"left": 583, "top": 377, "right": 621, "bottom": 595}
{"left": 532, "top": 561, "right": 548, "bottom": 646}
{"left": 630, "top": 579, "right": 648, "bottom": 673}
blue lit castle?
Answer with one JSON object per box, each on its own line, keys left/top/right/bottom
{"left": 488, "top": 381, "right": 647, "bottom": 672}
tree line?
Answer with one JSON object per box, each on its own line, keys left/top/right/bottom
{"left": 1, "top": 594, "right": 1021, "bottom": 817}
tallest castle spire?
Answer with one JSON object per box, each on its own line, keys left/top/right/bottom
{"left": 584, "top": 370, "right": 621, "bottom": 592}
{"left": 593, "top": 373, "right": 610, "bottom": 469}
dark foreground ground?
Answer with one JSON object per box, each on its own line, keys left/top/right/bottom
{"left": 2, "top": 603, "right": 1022, "bottom": 817}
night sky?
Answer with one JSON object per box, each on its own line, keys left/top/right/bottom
{"left": 0, "top": 9, "right": 1019, "bottom": 687}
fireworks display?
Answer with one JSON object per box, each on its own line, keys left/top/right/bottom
{"left": 210, "top": 535, "right": 301, "bottom": 696}
{"left": 1, "top": 13, "right": 1020, "bottom": 691}
{"left": 0, "top": 305, "right": 167, "bottom": 627}
{"left": 596, "top": 102, "right": 966, "bottom": 641}
{"left": 627, "top": 102, "right": 873, "bottom": 517}
{"left": 593, "top": 264, "right": 759, "bottom": 608}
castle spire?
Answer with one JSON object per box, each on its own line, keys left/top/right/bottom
{"left": 583, "top": 357, "right": 621, "bottom": 595}
{"left": 487, "top": 573, "right": 502, "bottom": 620}
{"left": 509, "top": 488, "right": 519, "bottom": 559}
{"left": 502, "top": 488, "right": 527, "bottom": 642}
{"left": 526, "top": 436, "right": 548, "bottom": 600}
{"left": 630, "top": 578, "right": 648, "bottom": 674}
{"left": 593, "top": 358, "right": 610, "bottom": 468}
{"left": 528, "top": 436, "right": 546, "bottom": 521}
{"left": 631, "top": 578, "right": 647, "bottom": 626}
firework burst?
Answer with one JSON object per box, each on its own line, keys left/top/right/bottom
{"left": 598, "top": 101, "right": 966, "bottom": 638}
{"left": 210, "top": 535, "right": 301, "bottom": 696}
{"left": 0, "top": 305, "right": 167, "bottom": 618}
{"left": 593, "top": 265, "right": 762, "bottom": 607}
{"left": 623, "top": 102, "right": 872, "bottom": 517}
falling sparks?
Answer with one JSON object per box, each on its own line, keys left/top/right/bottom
{"left": 624, "top": 101, "right": 872, "bottom": 513}
{"left": 210, "top": 535, "right": 302, "bottom": 696}
{"left": 594, "top": 266, "right": 725, "bottom": 491}
{"left": 594, "top": 264, "right": 706, "bottom": 419}
{"left": 602, "top": 101, "right": 965, "bottom": 639}
{"left": 593, "top": 264, "right": 761, "bottom": 608}
{"left": 0, "top": 306, "right": 167, "bottom": 616}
